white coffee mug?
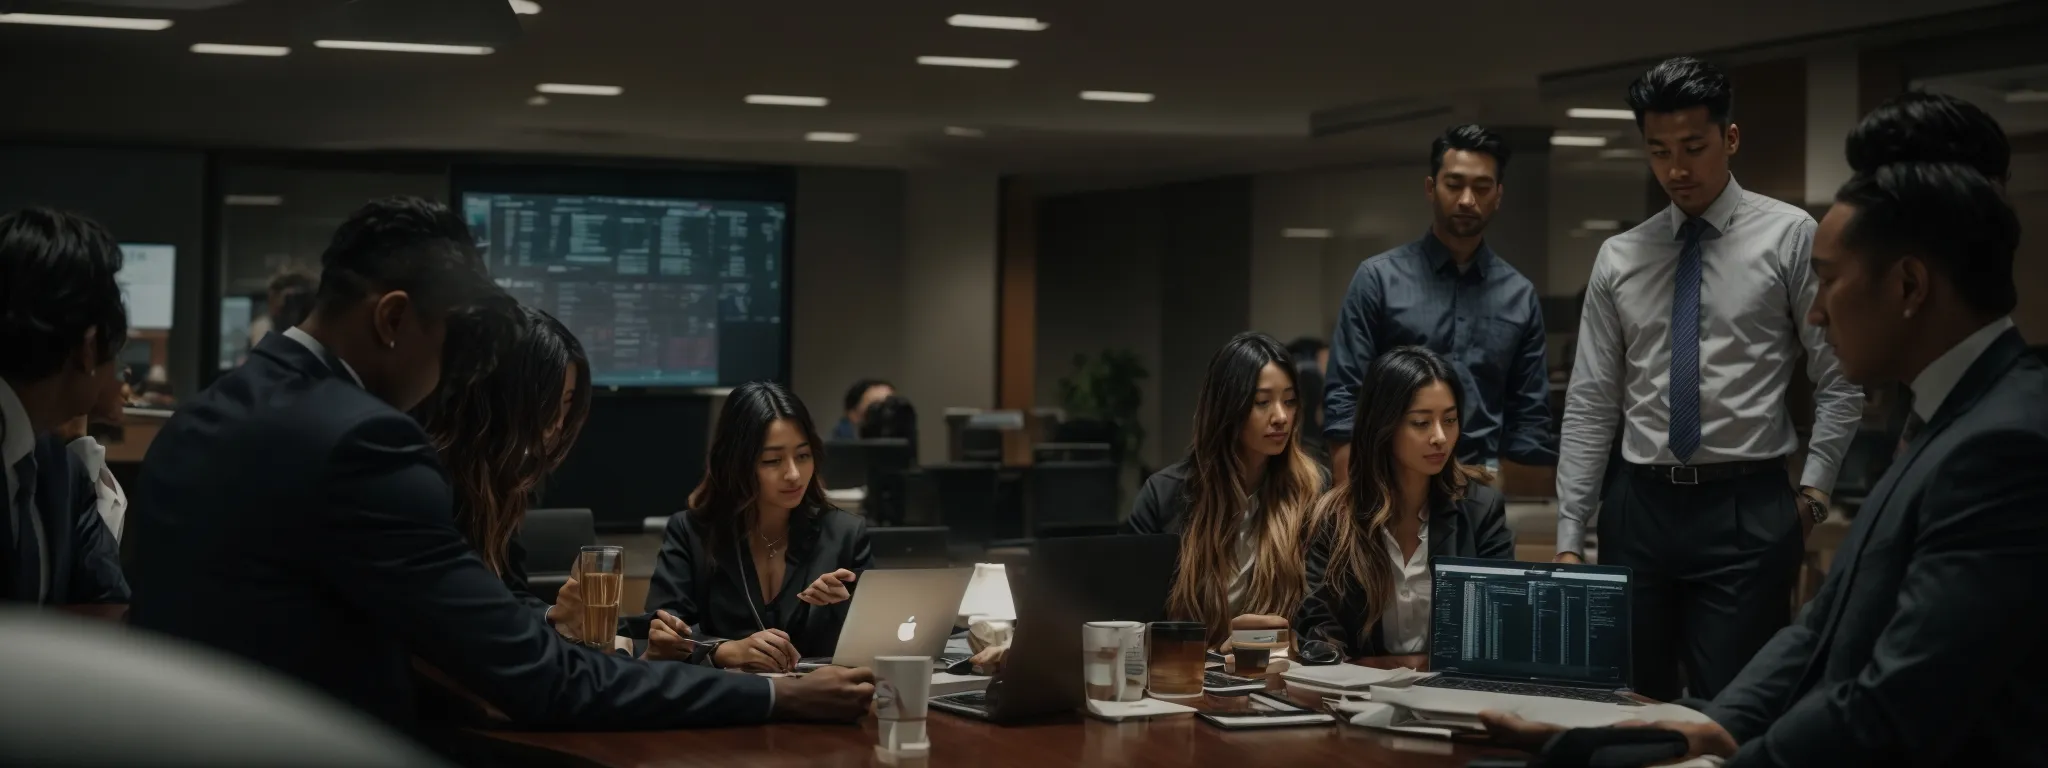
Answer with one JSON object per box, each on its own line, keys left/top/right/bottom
{"left": 1082, "top": 621, "right": 1146, "bottom": 702}
{"left": 874, "top": 655, "right": 931, "bottom": 755}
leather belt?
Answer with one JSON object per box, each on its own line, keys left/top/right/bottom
{"left": 1628, "top": 457, "right": 1785, "bottom": 486}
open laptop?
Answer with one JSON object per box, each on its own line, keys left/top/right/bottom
{"left": 929, "top": 534, "right": 1178, "bottom": 723}
{"left": 1409, "top": 557, "right": 1638, "bottom": 707}
{"left": 827, "top": 568, "right": 974, "bottom": 669}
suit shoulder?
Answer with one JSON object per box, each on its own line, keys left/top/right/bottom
{"left": 1458, "top": 481, "right": 1505, "bottom": 513}
{"left": 815, "top": 506, "right": 867, "bottom": 533}
{"left": 1143, "top": 460, "right": 1193, "bottom": 490}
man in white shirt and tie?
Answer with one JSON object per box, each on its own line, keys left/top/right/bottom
{"left": 0, "top": 207, "right": 132, "bottom": 607}
{"left": 1553, "top": 57, "right": 1864, "bottom": 702}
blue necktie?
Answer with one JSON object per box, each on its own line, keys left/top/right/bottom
{"left": 9, "top": 455, "right": 39, "bottom": 602}
{"left": 1669, "top": 219, "right": 1705, "bottom": 464}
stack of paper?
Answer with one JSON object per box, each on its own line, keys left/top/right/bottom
{"left": 1084, "top": 697, "right": 1198, "bottom": 722}
{"left": 1279, "top": 664, "right": 1430, "bottom": 698}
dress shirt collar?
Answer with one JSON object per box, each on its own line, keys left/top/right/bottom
{"left": 1419, "top": 228, "right": 1494, "bottom": 279}
{"left": 283, "top": 326, "right": 365, "bottom": 388}
{"left": 1665, "top": 173, "right": 1746, "bottom": 241}
{"left": 1910, "top": 316, "right": 2016, "bottom": 423}
{"left": 1, "top": 377, "right": 35, "bottom": 471}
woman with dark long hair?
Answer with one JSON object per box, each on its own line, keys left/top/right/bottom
{"left": 416, "top": 305, "right": 590, "bottom": 601}
{"left": 1127, "top": 331, "right": 1326, "bottom": 646}
{"left": 644, "top": 381, "right": 874, "bottom": 672}
{"left": 1295, "top": 346, "right": 1513, "bottom": 660}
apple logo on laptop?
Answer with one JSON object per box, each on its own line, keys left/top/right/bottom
{"left": 897, "top": 616, "right": 917, "bottom": 642}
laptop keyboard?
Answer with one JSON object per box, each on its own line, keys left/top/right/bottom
{"left": 1418, "top": 676, "right": 1638, "bottom": 705}
{"left": 933, "top": 689, "right": 990, "bottom": 712}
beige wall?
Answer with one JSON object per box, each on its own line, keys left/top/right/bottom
{"left": 1249, "top": 164, "right": 1430, "bottom": 342}
{"left": 791, "top": 168, "right": 907, "bottom": 431}
{"left": 901, "top": 171, "right": 1001, "bottom": 455}
{"left": 792, "top": 168, "right": 1001, "bottom": 454}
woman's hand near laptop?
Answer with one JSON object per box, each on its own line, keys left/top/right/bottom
{"left": 771, "top": 666, "right": 876, "bottom": 721}
{"left": 715, "top": 628, "right": 802, "bottom": 672}
{"left": 797, "top": 569, "right": 858, "bottom": 606}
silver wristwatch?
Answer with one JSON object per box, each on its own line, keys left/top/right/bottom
{"left": 1802, "top": 495, "right": 1830, "bottom": 525}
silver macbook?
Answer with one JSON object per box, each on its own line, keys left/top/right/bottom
{"left": 828, "top": 568, "right": 973, "bottom": 669}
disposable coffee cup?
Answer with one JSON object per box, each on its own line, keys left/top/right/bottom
{"left": 874, "top": 656, "right": 932, "bottom": 756}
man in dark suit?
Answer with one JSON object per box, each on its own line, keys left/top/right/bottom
{"left": 1485, "top": 100, "right": 2046, "bottom": 766}
{"left": 0, "top": 208, "right": 131, "bottom": 607}
{"left": 128, "top": 197, "right": 872, "bottom": 734}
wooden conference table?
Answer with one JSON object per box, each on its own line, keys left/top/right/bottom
{"left": 480, "top": 656, "right": 1526, "bottom": 768}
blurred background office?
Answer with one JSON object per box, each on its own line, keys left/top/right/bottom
{"left": 3, "top": 0, "right": 2044, "bottom": 607}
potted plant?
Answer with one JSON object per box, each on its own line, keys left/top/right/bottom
{"left": 1056, "top": 349, "right": 1148, "bottom": 469}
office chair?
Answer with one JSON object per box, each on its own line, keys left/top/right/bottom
{"left": 867, "top": 526, "right": 954, "bottom": 568}
{"left": 1026, "top": 461, "right": 1122, "bottom": 537}
{"left": 922, "top": 462, "right": 1003, "bottom": 551}
{"left": 0, "top": 610, "right": 450, "bottom": 768}
{"left": 518, "top": 508, "right": 596, "bottom": 604}
{"left": 1032, "top": 441, "right": 1113, "bottom": 464}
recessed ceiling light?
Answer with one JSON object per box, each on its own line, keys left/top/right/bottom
{"left": 1599, "top": 147, "right": 1645, "bottom": 160}
{"left": 509, "top": 0, "right": 542, "bottom": 14}
{"left": 917, "top": 55, "right": 1018, "bottom": 69}
{"left": 1080, "top": 90, "right": 1154, "bottom": 103}
{"left": 2006, "top": 90, "right": 2048, "bottom": 103}
{"left": 224, "top": 195, "right": 284, "bottom": 207}
{"left": 312, "top": 40, "right": 494, "bottom": 55}
{"left": 0, "top": 13, "right": 172, "bottom": 30}
{"left": 944, "top": 126, "right": 987, "bottom": 138}
{"left": 746, "top": 94, "right": 829, "bottom": 107}
{"left": 946, "top": 14, "right": 1048, "bottom": 31}
{"left": 537, "top": 83, "right": 622, "bottom": 96}
{"left": 190, "top": 43, "right": 290, "bottom": 56}
{"left": 527, "top": 95, "right": 550, "bottom": 106}
{"left": 806, "top": 132, "right": 859, "bottom": 143}
{"left": 1581, "top": 219, "right": 1622, "bottom": 231}
{"left": 1282, "top": 228, "right": 1333, "bottom": 239}
{"left": 1550, "top": 134, "right": 1608, "bottom": 147}
{"left": 1566, "top": 107, "right": 1635, "bottom": 120}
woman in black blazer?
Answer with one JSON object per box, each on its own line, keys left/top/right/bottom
{"left": 1295, "top": 347, "right": 1515, "bottom": 660}
{"left": 1126, "top": 332, "right": 1326, "bottom": 647}
{"left": 644, "top": 382, "right": 874, "bottom": 672}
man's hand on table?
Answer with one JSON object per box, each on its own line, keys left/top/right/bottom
{"left": 770, "top": 666, "right": 876, "bottom": 722}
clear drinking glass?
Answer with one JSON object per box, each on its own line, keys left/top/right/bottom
{"left": 573, "top": 545, "right": 625, "bottom": 650}
{"left": 1146, "top": 621, "right": 1207, "bottom": 698}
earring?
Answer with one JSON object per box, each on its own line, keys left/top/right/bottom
{"left": 388, "top": 340, "right": 397, "bottom": 349}
{"left": 1904, "top": 308, "right": 1914, "bottom": 320}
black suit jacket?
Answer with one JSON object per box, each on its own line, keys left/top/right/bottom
{"left": 1704, "top": 328, "right": 2048, "bottom": 767}
{"left": 127, "top": 334, "right": 772, "bottom": 730}
{"left": 644, "top": 506, "right": 873, "bottom": 662}
{"left": 1293, "top": 481, "right": 1514, "bottom": 657}
{"left": 2, "top": 434, "right": 128, "bottom": 604}
{"left": 1124, "top": 459, "right": 1333, "bottom": 536}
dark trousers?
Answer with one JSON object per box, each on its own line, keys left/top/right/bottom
{"left": 1596, "top": 463, "right": 1803, "bottom": 701}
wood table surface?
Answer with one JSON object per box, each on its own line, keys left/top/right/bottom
{"left": 479, "top": 656, "right": 1523, "bottom": 768}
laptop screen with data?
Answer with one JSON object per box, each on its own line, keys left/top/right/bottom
{"left": 1428, "top": 557, "right": 1633, "bottom": 689}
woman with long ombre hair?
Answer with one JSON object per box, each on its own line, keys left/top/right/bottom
{"left": 1294, "top": 346, "right": 1513, "bottom": 661}
{"left": 1127, "top": 331, "right": 1326, "bottom": 646}
{"left": 415, "top": 305, "right": 591, "bottom": 601}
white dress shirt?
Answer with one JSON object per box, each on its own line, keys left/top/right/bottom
{"left": 1376, "top": 523, "right": 1432, "bottom": 654}
{"left": 1555, "top": 175, "right": 1865, "bottom": 554}
{"left": 2, "top": 377, "right": 50, "bottom": 602}
{"left": 283, "top": 326, "right": 365, "bottom": 387}
{"left": 1227, "top": 493, "right": 1262, "bottom": 614}
{"left": 65, "top": 436, "right": 125, "bottom": 542}
{"left": 1910, "top": 317, "right": 2015, "bottom": 422}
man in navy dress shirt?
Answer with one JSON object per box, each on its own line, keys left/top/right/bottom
{"left": 1324, "top": 124, "right": 1556, "bottom": 485}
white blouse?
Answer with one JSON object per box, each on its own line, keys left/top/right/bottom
{"left": 1375, "top": 524, "right": 1431, "bottom": 653}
